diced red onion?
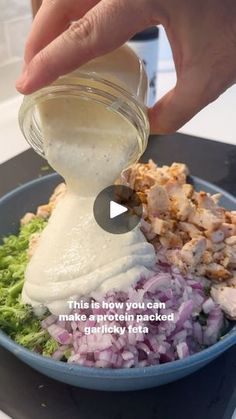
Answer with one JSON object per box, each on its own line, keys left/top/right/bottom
{"left": 42, "top": 259, "right": 225, "bottom": 368}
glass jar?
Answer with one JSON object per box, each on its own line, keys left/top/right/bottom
{"left": 18, "top": 45, "right": 150, "bottom": 169}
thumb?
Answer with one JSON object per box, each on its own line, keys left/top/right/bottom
{"left": 149, "top": 69, "right": 218, "bottom": 134}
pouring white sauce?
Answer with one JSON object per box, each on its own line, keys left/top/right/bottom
{"left": 22, "top": 95, "right": 156, "bottom": 315}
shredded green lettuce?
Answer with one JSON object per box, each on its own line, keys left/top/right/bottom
{"left": 0, "top": 217, "right": 58, "bottom": 356}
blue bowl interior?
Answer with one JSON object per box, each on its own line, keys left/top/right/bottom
{"left": 0, "top": 173, "right": 236, "bottom": 391}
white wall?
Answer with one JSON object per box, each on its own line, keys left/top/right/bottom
{"left": 0, "top": 0, "right": 32, "bottom": 66}
{"left": 0, "top": 0, "right": 32, "bottom": 101}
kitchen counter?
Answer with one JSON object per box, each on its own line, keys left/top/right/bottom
{"left": 0, "top": 133, "right": 236, "bottom": 419}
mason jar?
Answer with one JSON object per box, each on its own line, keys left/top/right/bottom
{"left": 18, "top": 45, "right": 150, "bottom": 172}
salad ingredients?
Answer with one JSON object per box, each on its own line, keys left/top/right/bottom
{"left": 0, "top": 161, "right": 235, "bottom": 368}
{"left": 0, "top": 217, "right": 59, "bottom": 356}
{"left": 0, "top": 213, "right": 226, "bottom": 367}
{"left": 120, "top": 161, "right": 236, "bottom": 286}
{"left": 41, "top": 264, "right": 225, "bottom": 368}
{"left": 211, "top": 279, "right": 236, "bottom": 320}
{"left": 25, "top": 161, "right": 236, "bottom": 321}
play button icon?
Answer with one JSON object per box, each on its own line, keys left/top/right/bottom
{"left": 93, "top": 185, "right": 143, "bottom": 234}
{"left": 110, "top": 201, "right": 128, "bottom": 219}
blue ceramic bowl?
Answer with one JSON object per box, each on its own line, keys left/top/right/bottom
{"left": 0, "top": 173, "right": 236, "bottom": 391}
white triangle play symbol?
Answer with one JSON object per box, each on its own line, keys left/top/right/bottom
{"left": 110, "top": 200, "right": 128, "bottom": 219}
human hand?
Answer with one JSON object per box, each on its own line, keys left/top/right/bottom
{"left": 16, "top": 0, "right": 236, "bottom": 134}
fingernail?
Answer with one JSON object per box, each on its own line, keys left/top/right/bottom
{"left": 16, "top": 67, "right": 28, "bottom": 90}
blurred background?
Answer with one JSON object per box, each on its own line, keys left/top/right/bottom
{"left": 0, "top": 0, "right": 235, "bottom": 165}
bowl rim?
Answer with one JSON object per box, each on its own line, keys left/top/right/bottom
{"left": 0, "top": 172, "right": 236, "bottom": 378}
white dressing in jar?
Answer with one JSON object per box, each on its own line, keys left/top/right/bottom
{"left": 20, "top": 46, "right": 156, "bottom": 315}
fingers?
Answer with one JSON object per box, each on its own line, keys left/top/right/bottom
{"left": 24, "top": 0, "right": 101, "bottom": 64}
{"left": 149, "top": 69, "right": 220, "bottom": 134}
{"left": 16, "top": 0, "right": 152, "bottom": 94}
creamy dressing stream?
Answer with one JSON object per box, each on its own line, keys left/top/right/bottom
{"left": 22, "top": 96, "right": 156, "bottom": 315}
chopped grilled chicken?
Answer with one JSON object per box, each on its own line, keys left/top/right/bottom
{"left": 226, "top": 211, "right": 236, "bottom": 225}
{"left": 204, "top": 263, "right": 231, "bottom": 280}
{"left": 160, "top": 231, "right": 183, "bottom": 249}
{"left": 202, "top": 250, "right": 213, "bottom": 264}
{"left": 180, "top": 237, "right": 206, "bottom": 267}
{"left": 212, "top": 193, "right": 221, "bottom": 204}
{"left": 188, "top": 208, "right": 223, "bottom": 231}
{"left": 28, "top": 232, "right": 41, "bottom": 258}
{"left": 147, "top": 185, "right": 170, "bottom": 214}
{"left": 225, "top": 236, "right": 236, "bottom": 245}
{"left": 120, "top": 160, "right": 236, "bottom": 288}
{"left": 194, "top": 191, "right": 219, "bottom": 210}
{"left": 227, "top": 274, "right": 236, "bottom": 287}
{"left": 166, "top": 183, "right": 194, "bottom": 221}
{"left": 49, "top": 182, "right": 66, "bottom": 208}
{"left": 36, "top": 204, "right": 52, "bottom": 219}
{"left": 140, "top": 219, "right": 156, "bottom": 240}
{"left": 178, "top": 222, "right": 201, "bottom": 238}
{"left": 26, "top": 183, "right": 66, "bottom": 258}
{"left": 221, "top": 223, "right": 236, "bottom": 237}
{"left": 150, "top": 217, "right": 175, "bottom": 235}
{"left": 20, "top": 212, "right": 36, "bottom": 225}
{"left": 29, "top": 183, "right": 67, "bottom": 220}
{"left": 211, "top": 285, "right": 236, "bottom": 320}
{"left": 224, "top": 245, "right": 236, "bottom": 267}
{"left": 211, "top": 242, "right": 225, "bottom": 253}
{"left": 182, "top": 183, "right": 194, "bottom": 198}
{"left": 205, "top": 229, "right": 224, "bottom": 243}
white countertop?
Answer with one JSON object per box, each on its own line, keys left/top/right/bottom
{"left": 0, "top": 411, "right": 11, "bottom": 419}
{"left": 0, "top": 71, "right": 235, "bottom": 166}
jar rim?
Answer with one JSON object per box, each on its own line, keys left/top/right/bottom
{"left": 19, "top": 72, "right": 149, "bottom": 160}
